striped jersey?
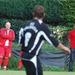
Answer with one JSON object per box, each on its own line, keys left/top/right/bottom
{"left": 19, "top": 19, "right": 59, "bottom": 55}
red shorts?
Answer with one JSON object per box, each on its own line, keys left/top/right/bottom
{"left": 0, "top": 47, "right": 4, "bottom": 56}
{"left": 0, "top": 46, "right": 11, "bottom": 58}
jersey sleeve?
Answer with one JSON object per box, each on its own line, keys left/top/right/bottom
{"left": 41, "top": 23, "right": 59, "bottom": 47}
{"left": 9, "top": 30, "right": 15, "bottom": 41}
{"left": 18, "top": 28, "right": 24, "bottom": 45}
{"left": 0, "top": 28, "right": 15, "bottom": 41}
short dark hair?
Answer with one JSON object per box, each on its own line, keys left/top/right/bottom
{"left": 33, "top": 5, "right": 45, "bottom": 18}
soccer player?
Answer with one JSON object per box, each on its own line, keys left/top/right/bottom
{"left": 17, "top": 27, "right": 24, "bottom": 70}
{"left": 18, "top": 50, "right": 23, "bottom": 70}
{"left": 0, "top": 29, "right": 5, "bottom": 69}
{"left": 19, "top": 5, "right": 71, "bottom": 75}
{"left": 0, "top": 22, "right": 15, "bottom": 70}
{"left": 68, "top": 24, "right": 75, "bottom": 71}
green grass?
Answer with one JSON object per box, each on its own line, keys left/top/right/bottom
{"left": 0, "top": 71, "right": 75, "bottom": 75}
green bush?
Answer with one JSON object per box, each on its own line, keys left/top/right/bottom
{"left": 0, "top": 0, "right": 75, "bottom": 26}
{"left": 43, "top": 0, "right": 62, "bottom": 25}
{"left": 0, "top": 0, "right": 62, "bottom": 25}
{"left": 8, "top": 56, "right": 18, "bottom": 70}
{"left": 49, "top": 25, "right": 71, "bottom": 45}
{"left": 0, "top": 0, "right": 34, "bottom": 19}
{"left": 60, "top": 0, "right": 75, "bottom": 26}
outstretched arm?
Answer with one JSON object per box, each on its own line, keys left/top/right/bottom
{"left": 57, "top": 43, "right": 71, "bottom": 54}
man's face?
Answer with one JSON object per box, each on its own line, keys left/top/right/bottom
{"left": 5, "top": 22, "right": 11, "bottom": 30}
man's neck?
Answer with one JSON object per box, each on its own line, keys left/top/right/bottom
{"left": 34, "top": 17, "right": 43, "bottom": 20}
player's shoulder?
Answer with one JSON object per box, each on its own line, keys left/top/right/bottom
{"left": 41, "top": 22, "right": 48, "bottom": 28}
{"left": 22, "top": 19, "right": 34, "bottom": 28}
{"left": 1, "top": 28, "right": 5, "bottom": 30}
{"left": 69, "top": 29, "right": 75, "bottom": 34}
{"left": 0, "top": 28, "right": 6, "bottom": 31}
{"left": 70, "top": 29, "right": 75, "bottom": 32}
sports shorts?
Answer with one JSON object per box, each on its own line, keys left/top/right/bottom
{"left": 0, "top": 46, "right": 11, "bottom": 58}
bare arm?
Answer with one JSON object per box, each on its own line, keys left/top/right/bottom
{"left": 57, "top": 43, "right": 71, "bottom": 54}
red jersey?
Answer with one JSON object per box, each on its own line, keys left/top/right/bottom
{"left": 0, "top": 28, "right": 15, "bottom": 48}
{"left": 0, "top": 29, "right": 2, "bottom": 46}
{"left": 68, "top": 30, "right": 75, "bottom": 48}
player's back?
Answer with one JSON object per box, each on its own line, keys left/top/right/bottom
{"left": 21, "top": 19, "right": 44, "bottom": 54}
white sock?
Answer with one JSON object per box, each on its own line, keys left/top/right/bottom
{"left": 4, "top": 66, "right": 6, "bottom": 69}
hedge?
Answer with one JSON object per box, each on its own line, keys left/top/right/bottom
{"left": 60, "top": 0, "right": 75, "bottom": 26}
{"left": 0, "top": 0, "right": 75, "bottom": 26}
{"left": 0, "top": 0, "right": 61, "bottom": 25}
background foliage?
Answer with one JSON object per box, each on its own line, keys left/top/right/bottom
{"left": 60, "top": 0, "right": 75, "bottom": 27}
{"left": 0, "top": 0, "right": 61, "bottom": 24}
{"left": 0, "top": 0, "right": 75, "bottom": 43}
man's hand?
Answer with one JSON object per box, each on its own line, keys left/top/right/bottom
{"left": 57, "top": 43, "right": 71, "bottom": 54}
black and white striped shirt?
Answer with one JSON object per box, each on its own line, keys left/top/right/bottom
{"left": 19, "top": 19, "right": 59, "bottom": 55}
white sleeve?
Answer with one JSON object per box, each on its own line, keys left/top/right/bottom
{"left": 18, "top": 28, "right": 23, "bottom": 45}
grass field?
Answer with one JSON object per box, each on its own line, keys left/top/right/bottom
{"left": 0, "top": 71, "right": 75, "bottom": 75}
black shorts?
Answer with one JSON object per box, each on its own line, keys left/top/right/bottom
{"left": 21, "top": 52, "right": 43, "bottom": 75}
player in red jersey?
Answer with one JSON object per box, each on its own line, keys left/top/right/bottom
{"left": 0, "top": 22, "right": 15, "bottom": 70}
{"left": 68, "top": 25, "right": 75, "bottom": 71}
